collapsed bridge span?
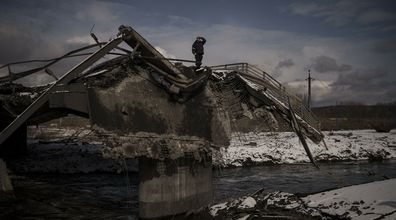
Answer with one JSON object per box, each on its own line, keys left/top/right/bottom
{"left": 0, "top": 25, "right": 323, "bottom": 218}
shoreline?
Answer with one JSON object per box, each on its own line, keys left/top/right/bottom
{"left": 198, "top": 178, "right": 396, "bottom": 220}
{"left": 3, "top": 129, "right": 395, "bottom": 174}
{"left": 216, "top": 130, "right": 396, "bottom": 167}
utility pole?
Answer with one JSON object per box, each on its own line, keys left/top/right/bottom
{"left": 305, "top": 69, "right": 314, "bottom": 109}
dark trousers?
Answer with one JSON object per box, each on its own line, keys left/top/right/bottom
{"left": 195, "top": 53, "right": 203, "bottom": 68}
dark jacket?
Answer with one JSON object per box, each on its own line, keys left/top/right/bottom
{"left": 192, "top": 37, "right": 206, "bottom": 54}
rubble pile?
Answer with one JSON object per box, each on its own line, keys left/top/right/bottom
{"left": 82, "top": 56, "right": 132, "bottom": 89}
{"left": 192, "top": 178, "right": 396, "bottom": 220}
{"left": 0, "top": 82, "right": 47, "bottom": 115}
{"left": 189, "top": 190, "right": 334, "bottom": 219}
{"left": 83, "top": 57, "right": 312, "bottom": 161}
{"left": 96, "top": 127, "right": 211, "bottom": 161}
{"left": 208, "top": 73, "right": 287, "bottom": 133}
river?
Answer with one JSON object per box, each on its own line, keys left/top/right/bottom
{"left": 3, "top": 160, "right": 396, "bottom": 219}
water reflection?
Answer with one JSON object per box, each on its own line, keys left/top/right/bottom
{"left": 4, "top": 160, "right": 396, "bottom": 219}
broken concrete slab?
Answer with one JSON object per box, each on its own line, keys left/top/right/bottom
{"left": 87, "top": 64, "right": 231, "bottom": 150}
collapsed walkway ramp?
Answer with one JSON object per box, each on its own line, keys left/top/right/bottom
{"left": 211, "top": 63, "right": 323, "bottom": 143}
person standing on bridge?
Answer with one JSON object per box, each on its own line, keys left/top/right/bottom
{"left": 192, "top": 36, "right": 206, "bottom": 70}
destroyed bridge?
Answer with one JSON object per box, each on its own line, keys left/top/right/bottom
{"left": 0, "top": 25, "right": 324, "bottom": 218}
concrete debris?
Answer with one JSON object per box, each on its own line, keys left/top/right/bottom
{"left": 94, "top": 126, "right": 211, "bottom": 161}
{"left": 0, "top": 82, "right": 46, "bottom": 115}
{"left": 208, "top": 73, "right": 288, "bottom": 134}
{"left": 194, "top": 190, "right": 328, "bottom": 219}
{"left": 82, "top": 56, "right": 134, "bottom": 88}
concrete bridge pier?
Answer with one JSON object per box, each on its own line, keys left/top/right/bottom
{"left": 0, "top": 159, "right": 14, "bottom": 202}
{"left": 138, "top": 152, "right": 213, "bottom": 219}
{"left": 0, "top": 111, "right": 27, "bottom": 157}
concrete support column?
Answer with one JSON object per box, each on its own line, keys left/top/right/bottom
{"left": 138, "top": 152, "right": 213, "bottom": 219}
{"left": 0, "top": 109, "right": 27, "bottom": 157}
{"left": 0, "top": 122, "right": 27, "bottom": 157}
{"left": 0, "top": 159, "right": 14, "bottom": 202}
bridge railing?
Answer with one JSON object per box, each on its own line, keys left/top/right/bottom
{"left": 210, "top": 63, "right": 321, "bottom": 131}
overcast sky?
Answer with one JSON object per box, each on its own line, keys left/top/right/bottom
{"left": 1, "top": 0, "right": 396, "bottom": 106}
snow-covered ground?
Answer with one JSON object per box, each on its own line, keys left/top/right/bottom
{"left": 15, "top": 127, "right": 396, "bottom": 173}
{"left": 216, "top": 130, "right": 396, "bottom": 167}
{"left": 206, "top": 178, "right": 396, "bottom": 220}
{"left": 303, "top": 178, "right": 396, "bottom": 220}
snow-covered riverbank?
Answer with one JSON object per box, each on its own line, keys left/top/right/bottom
{"left": 304, "top": 178, "right": 396, "bottom": 219}
{"left": 216, "top": 130, "right": 396, "bottom": 167}
{"left": 7, "top": 128, "right": 395, "bottom": 173}
{"left": 204, "top": 178, "right": 396, "bottom": 220}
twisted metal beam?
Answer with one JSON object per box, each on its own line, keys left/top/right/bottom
{"left": 0, "top": 43, "right": 131, "bottom": 83}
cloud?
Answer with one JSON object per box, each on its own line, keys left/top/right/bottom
{"left": 382, "top": 25, "right": 396, "bottom": 32}
{"left": 288, "top": 2, "right": 324, "bottom": 16}
{"left": 288, "top": 1, "right": 396, "bottom": 27}
{"left": 140, "top": 23, "right": 395, "bottom": 105}
{"left": 0, "top": 24, "right": 44, "bottom": 63}
{"left": 76, "top": 1, "right": 119, "bottom": 23}
{"left": 138, "top": 24, "right": 303, "bottom": 69}
{"left": 154, "top": 46, "right": 176, "bottom": 59}
{"left": 332, "top": 67, "right": 388, "bottom": 88}
{"left": 323, "top": 67, "right": 395, "bottom": 104}
{"left": 310, "top": 55, "right": 352, "bottom": 73}
{"left": 273, "top": 58, "right": 294, "bottom": 77}
{"left": 286, "top": 64, "right": 396, "bottom": 105}
{"left": 0, "top": 23, "right": 94, "bottom": 86}
{"left": 66, "top": 35, "right": 95, "bottom": 45}
{"left": 286, "top": 79, "right": 333, "bottom": 103}
{"left": 289, "top": 0, "right": 366, "bottom": 26}
{"left": 1, "top": 0, "right": 395, "bottom": 106}
{"left": 167, "top": 15, "right": 195, "bottom": 26}
{"left": 276, "top": 58, "right": 295, "bottom": 69}
{"left": 371, "top": 39, "right": 396, "bottom": 53}
{"left": 0, "top": 23, "right": 67, "bottom": 67}
{"left": 357, "top": 9, "right": 396, "bottom": 24}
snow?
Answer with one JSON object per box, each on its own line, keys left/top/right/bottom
{"left": 237, "top": 214, "right": 250, "bottom": 220}
{"left": 209, "top": 196, "right": 259, "bottom": 217}
{"left": 209, "top": 202, "right": 227, "bottom": 216}
{"left": 303, "top": 178, "right": 396, "bottom": 220}
{"left": 206, "top": 190, "right": 325, "bottom": 219}
{"left": 18, "top": 92, "right": 38, "bottom": 99}
{"left": 20, "top": 127, "right": 396, "bottom": 172}
{"left": 266, "top": 192, "right": 300, "bottom": 209}
{"left": 215, "top": 130, "right": 396, "bottom": 167}
{"left": 206, "top": 179, "right": 396, "bottom": 219}
{"left": 238, "top": 196, "right": 256, "bottom": 209}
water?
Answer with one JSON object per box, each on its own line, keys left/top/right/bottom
{"left": 4, "top": 160, "right": 396, "bottom": 219}
{"left": 213, "top": 160, "right": 396, "bottom": 200}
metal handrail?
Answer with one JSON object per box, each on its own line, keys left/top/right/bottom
{"left": 211, "top": 63, "right": 321, "bottom": 131}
